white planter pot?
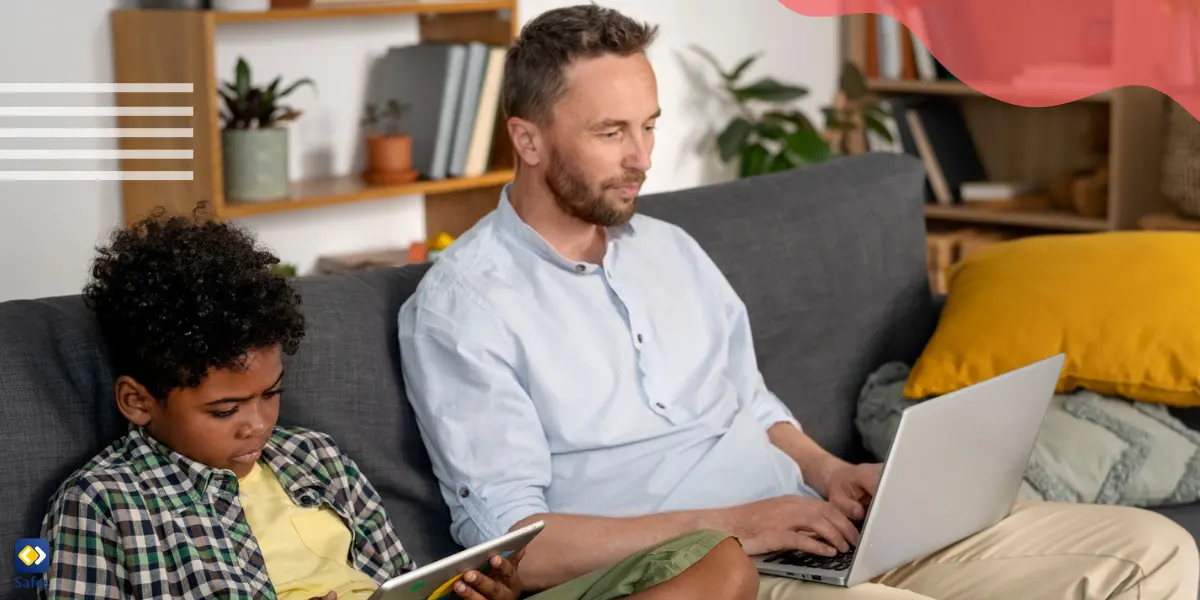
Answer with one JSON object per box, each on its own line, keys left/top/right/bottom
{"left": 222, "top": 128, "right": 290, "bottom": 202}
{"left": 211, "top": 0, "right": 269, "bottom": 11}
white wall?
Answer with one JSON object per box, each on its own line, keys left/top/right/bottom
{"left": 0, "top": 0, "right": 837, "bottom": 302}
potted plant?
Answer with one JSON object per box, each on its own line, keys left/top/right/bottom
{"left": 218, "top": 57, "right": 315, "bottom": 202}
{"left": 361, "top": 99, "right": 417, "bottom": 185}
{"left": 689, "top": 46, "right": 892, "bottom": 178}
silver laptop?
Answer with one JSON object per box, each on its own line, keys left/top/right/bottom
{"left": 754, "top": 353, "right": 1065, "bottom": 587}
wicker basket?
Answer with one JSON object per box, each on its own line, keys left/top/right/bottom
{"left": 1161, "top": 101, "right": 1200, "bottom": 218}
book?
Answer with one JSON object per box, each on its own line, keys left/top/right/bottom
{"left": 905, "top": 99, "right": 987, "bottom": 205}
{"left": 463, "top": 46, "right": 506, "bottom": 177}
{"left": 876, "top": 15, "right": 904, "bottom": 79}
{"left": 448, "top": 42, "right": 490, "bottom": 178}
{"left": 906, "top": 109, "right": 953, "bottom": 205}
{"left": 961, "top": 181, "right": 1041, "bottom": 202}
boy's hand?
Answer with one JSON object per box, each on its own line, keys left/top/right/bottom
{"left": 453, "top": 550, "right": 525, "bottom": 600}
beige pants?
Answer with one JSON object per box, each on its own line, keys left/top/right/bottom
{"left": 758, "top": 500, "right": 1200, "bottom": 600}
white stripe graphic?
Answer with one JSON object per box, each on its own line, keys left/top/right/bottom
{"left": 0, "top": 128, "right": 192, "bottom": 138}
{"left": 0, "top": 84, "right": 193, "bottom": 93}
{"left": 0, "top": 171, "right": 193, "bottom": 181}
{"left": 0, "top": 107, "right": 193, "bottom": 117}
{"left": 0, "top": 150, "right": 193, "bottom": 159}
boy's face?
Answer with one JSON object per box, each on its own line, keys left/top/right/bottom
{"left": 116, "top": 345, "right": 284, "bottom": 478}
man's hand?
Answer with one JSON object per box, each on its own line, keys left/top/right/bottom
{"left": 824, "top": 462, "right": 883, "bottom": 520}
{"left": 453, "top": 550, "right": 525, "bottom": 600}
{"left": 718, "top": 496, "right": 860, "bottom": 557}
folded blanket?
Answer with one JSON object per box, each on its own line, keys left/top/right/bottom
{"left": 855, "top": 362, "right": 1200, "bottom": 508}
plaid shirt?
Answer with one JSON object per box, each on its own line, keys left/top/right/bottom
{"left": 39, "top": 425, "right": 414, "bottom": 599}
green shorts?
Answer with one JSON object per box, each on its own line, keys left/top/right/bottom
{"left": 527, "top": 529, "right": 734, "bottom": 600}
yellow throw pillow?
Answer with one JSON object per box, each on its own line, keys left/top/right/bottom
{"left": 904, "top": 231, "right": 1200, "bottom": 407}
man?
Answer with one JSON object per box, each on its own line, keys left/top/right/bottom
{"left": 398, "top": 5, "right": 1200, "bottom": 599}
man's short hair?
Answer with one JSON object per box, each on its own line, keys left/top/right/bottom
{"left": 83, "top": 207, "right": 305, "bottom": 400}
{"left": 502, "top": 4, "right": 659, "bottom": 125}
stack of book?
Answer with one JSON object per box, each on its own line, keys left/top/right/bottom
{"left": 868, "top": 96, "right": 988, "bottom": 206}
{"left": 864, "top": 12, "right": 946, "bottom": 83}
{"left": 371, "top": 41, "right": 508, "bottom": 181}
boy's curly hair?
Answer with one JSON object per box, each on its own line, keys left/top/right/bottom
{"left": 83, "top": 207, "right": 306, "bottom": 400}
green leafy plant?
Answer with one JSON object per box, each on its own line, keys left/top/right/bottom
{"left": 269, "top": 262, "right": 297, "bottom": 278}
{"left": 689, "top": 46, "right": 893, "bottom": 178}
{"left": 219, "top": 57, "right": 316, "bottom": 130}
{"left": 361, "top": 99, "right": 412, "bottom": 136}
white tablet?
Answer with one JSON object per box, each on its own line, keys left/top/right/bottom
{"left": 369, "top": 520, "right": 546, "bottom": 600}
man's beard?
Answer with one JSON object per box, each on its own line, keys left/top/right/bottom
{"left": 544, "top": 149, "right": 644, "bottom": 227}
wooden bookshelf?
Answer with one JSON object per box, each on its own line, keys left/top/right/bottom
{"left": 842, "top": 14, "right": 1172, "bottom": 235}
{"left": 109, "top": 0, "right": 518, "bottom": 240}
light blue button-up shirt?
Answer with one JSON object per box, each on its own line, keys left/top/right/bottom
{"left": 398, "top": 186, "right": 819, "bottom": 549}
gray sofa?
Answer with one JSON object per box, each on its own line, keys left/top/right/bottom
{"left": 2, "top": 152, "right": 1197, "bottom": 599}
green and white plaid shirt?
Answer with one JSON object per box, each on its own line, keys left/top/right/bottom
{"left": 39, "top": 425, "right": 414, "bottom": 599}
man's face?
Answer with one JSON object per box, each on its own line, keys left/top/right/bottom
{"left": 134, "top": 346, "right": 283, "bottom": 478}
{"left": 543, "top": 52, "right": 660, "bottom": 227}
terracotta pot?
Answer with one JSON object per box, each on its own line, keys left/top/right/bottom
{"left": 366, "top": 134, "right": 413, "bottom": 173}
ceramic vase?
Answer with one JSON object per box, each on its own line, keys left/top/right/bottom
{"left": 222, "top": 127, "right": 289, "bottom": 202}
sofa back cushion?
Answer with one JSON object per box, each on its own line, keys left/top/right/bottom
{"left": 266, "top": 264, "right": 460, "bottom": 566}
{"left": 637, "top": 152, "right": 935, "bottom": 460}
{"left": 0, "top": 296, "right": 128, "bottom": 597}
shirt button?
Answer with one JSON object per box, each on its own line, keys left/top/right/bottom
{"left": 636, "top": 333, "right": 644, "bottom": 344}
{"left": 656, "top": 402, "right": 666, "bottom": 409}
{"left": 575, "top": 264, "right": 586, "bottom": 273}
{"left": 459, "top": 487, "right": 470, "bottom": 498}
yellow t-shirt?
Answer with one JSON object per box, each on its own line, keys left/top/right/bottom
{"left": 238, "top": 462, "right": 382, "bottom": 600}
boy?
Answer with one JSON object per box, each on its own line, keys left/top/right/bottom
{"left": 39, "top": 210, "right": 758, "bottom": 600}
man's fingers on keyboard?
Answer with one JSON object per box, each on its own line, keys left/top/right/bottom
{"left": 792, "top": 534, "right": 838, "bottom": 557}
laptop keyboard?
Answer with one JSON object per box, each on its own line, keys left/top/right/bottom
{"left": 763, "top": 546, "right": 857, "bottom": 571}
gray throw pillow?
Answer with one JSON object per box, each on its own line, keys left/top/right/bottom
{"left": 855, "top": 362, "right": 1200, "bottom": 508}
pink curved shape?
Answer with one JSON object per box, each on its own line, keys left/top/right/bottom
{"left": 781, "top": 0, "right": 1200, "bottom": 117}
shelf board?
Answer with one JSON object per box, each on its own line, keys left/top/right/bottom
{"left": 867, "top": 79, "right": 1111, "bottom": 103}
{"left": 1139, "top": 212, "right": 1200, "bottom": 231}
{"left": 212, "top": 0, "right": 514, "bottom": 23}
{"left": 868, "top": 79, "right": 978, "bottom": 97}
{"left": 222, "top": 169, "right": 513, "bottom": 219}
{"left": 924, "top": 203, "right": 1111, "bottom": 232}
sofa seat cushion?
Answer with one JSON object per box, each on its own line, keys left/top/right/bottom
{"left": 859, "top": 362, "right": 1200, "bottom": 508}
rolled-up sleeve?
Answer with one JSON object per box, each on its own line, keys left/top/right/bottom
{"left": 398, "top": 278, "right": 551, "bottom": 549}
